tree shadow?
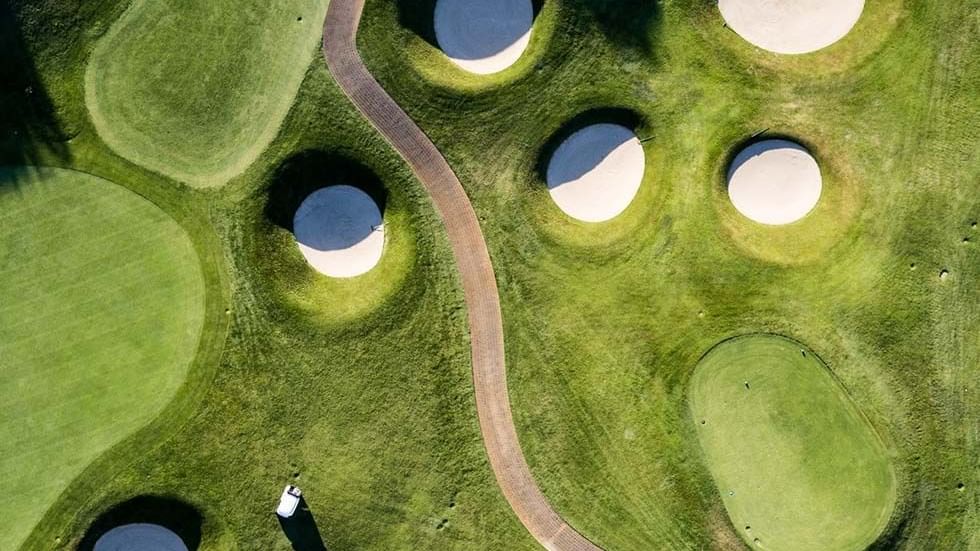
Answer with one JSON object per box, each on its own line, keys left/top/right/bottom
{"left": 263, "top": 150, "right": 388, "bottom": 235}
{"left": 0, "top": 0, "right": 71, "bottom": 178}
{"left": 77, "top": 495, "right": 202, "bottom": 551}
{"left": 277, "top": 497, "right": 329, "bottom": 551}
{"left": 395, "top": 0, "right": 545, "bottom": 49}
{"left": 535, "top": 107, "right": 644, "bottom": 184}
{"left": 575, "top": 0, "right": 662, "bottom": 53}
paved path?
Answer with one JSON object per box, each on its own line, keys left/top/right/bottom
{"left": 322, "top": 2, "right": 601, "bottom": 550}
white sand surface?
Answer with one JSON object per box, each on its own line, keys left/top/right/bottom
{"left": 719, "top": 0, "right": 865, "bottom": 54}
{"left": 727, "top": 139, "right": 822, "bottom": 225}
{"left": 294, "top": 185, "right": 385, "bottom": 278}
{"left": 547, "top": 123, "right": 645, "bottom": 223}
{"left": 94, "top": 524, "right": 188, "bottom": 551}
{"left": 434, "top": 0, "right": 533, "bottom": 74}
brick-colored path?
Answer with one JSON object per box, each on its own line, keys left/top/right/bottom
{"left": 322, "top": 2, "right": 601, "bottom": 550}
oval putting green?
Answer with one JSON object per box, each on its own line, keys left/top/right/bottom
{"left": 689, "top": 335, "right": 896, "bottom": 551}
{"left": 85, "top": 0, "right": 329, "bottom": 187}
{"left": 0, "top": 168, "right": 205, "bottom": 550}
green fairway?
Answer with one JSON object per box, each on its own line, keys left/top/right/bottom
{"left": 85, "top": 0, "right": 329, "bottom": 187}
{"left": 0, "top": 167, "right": 205, "bottom": 550}
{"left": 689, "top": 335, "right": 897, "bottom": 551}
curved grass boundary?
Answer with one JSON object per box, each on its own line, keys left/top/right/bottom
{"left": 0, "top": 167, "right": 209, "bottom": 550}
{"left": 85, "top": 0, "right": 329, "bottom": 188}
{"left": 689, "top": 334, "right": 897, "bottom": 551}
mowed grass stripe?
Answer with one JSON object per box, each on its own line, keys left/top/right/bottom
{"left": 85, "top": 0, "right": 329, "bottom": 187}
{"left": 0, "top": 167, "right": 206, "bottom": 550}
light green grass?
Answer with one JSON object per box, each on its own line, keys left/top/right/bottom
{"left": 689, "top": 335, "right": 897, "bottom": 551}
{"left": 0, "top": 166, "right": 205, "bottom": 550}
{"left": 85, "top": 0, "right": 329, "bottom": 188}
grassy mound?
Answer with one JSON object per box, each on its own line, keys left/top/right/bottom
{"left": 85, "top": 0, "right": 329, "bottom": 188}
{"left": 0, "top": 167, "right": 205, "bottom": 550}
{"left": 689, "top": 335, "right": 897, "bottom": 550}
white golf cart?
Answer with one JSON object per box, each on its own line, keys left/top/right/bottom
{"left": 276, "top": 485, "right": 302, "bottom": 518}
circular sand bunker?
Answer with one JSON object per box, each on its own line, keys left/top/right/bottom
{"left": 294, "top": 185, "right": 384, "bottom": 278}
{"left": 547, "top": 123, "right": 645, "bottom": 223}
{"left": 727, "top": 139, "right": 822, "bottom": 225}
{"left": 94, "top": 524, "right": 188, "bottom": 551}
{"left": 719, "top": 0, "right": 865, "bottom": 54}
{"left": 434, "top": 0, "right": 533, "bottom": 74}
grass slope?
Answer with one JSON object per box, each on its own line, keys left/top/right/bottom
{"left": 358, "top": 0, "right": 979, "bottom": 548}
{"left": 0, "top": 167, "right": 205, "bottom": 550}
{"left": 85, "top": 0, "right": 329, "bottom": 188}
{"left": 689, "top": 335, "right": 896, "bottom": 551}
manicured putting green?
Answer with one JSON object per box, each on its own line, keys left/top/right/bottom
{"left": 689, "top": 335, "right": 896, "bottom": 551}
{"left": 85, "top": 0, "right": 329, "bottom": 187}
{"left": 0, "top": 168, "right": 205, "bottom": 550}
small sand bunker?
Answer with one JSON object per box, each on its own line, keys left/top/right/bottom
{"left": 94, "top": 524, "right": 188, "bottom": 551}
{"left": 294, "top": 185, "right": 384, "bottom": 278}
{"left": 434, "top": 0, "right": 533, "bottom": 74}
{"left": 719, "top": 0, "right": 865, "bottom": 54}
{"left": 547, "top": 123, "right": 645, "bottom": 223}
{"left": 727, "top": 139, "right": 822, "bottom": 225}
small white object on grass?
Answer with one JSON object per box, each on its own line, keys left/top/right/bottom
{"left": 277, "top": 485, "right": 302, "bottom": 518}
{"left": 434, "top": 0, "right": 533, "bottom": 74}
{"left": 294, "top": 185, "right": 385, "bottom": 278}
{"left": 546, "top": 123, "right": 645, "bottom": 223}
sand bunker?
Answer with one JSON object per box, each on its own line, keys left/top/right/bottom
{"left": 719, "top": 0, "right": 865, "bottom": 54}
{"left": 727, "top": 139, "right": 822, "bottom": 225}
{"left": 434, "top": 0, "right": 533, "bottom": 74}
{"left": 546, "top": 123, "right": 645, "bottom": 223}
{"left": 94, "top": 524, "right": 188, "bottom": 551}
{"left": 294, "top": 185, "right": 384, "bottom": 278}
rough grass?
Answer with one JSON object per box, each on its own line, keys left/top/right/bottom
{"left": 85, "top": 0, "right": 329, "bottom": 188}
{"left": 689, "top": 335, "right": 897, "bottom": 551}
{"left": 0, "top": 167, "right": 205, "bottom": 550}
{"left": 358, "top": 0, "right": 979, "bottom": 548}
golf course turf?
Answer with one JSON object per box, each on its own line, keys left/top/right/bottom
{"left": 0, "top": 167, "right": 205, "bottom": 550}
{"left": 689, "top": 334, "right": 897, "bottom": 551}
{"left": 1, "top": 0, "right": 978, "bottom": 549}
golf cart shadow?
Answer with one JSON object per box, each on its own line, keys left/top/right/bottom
{"left": 277, "top": 496, "right": 328, "bottom": 551}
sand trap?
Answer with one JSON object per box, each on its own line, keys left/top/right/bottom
{"left": 94, "top": 524, "right": 188, "bottom": 551}
{"left": 719, "top": 0, "right": 865, "bottom": 54}
{"left": 294, "top": 185, "right": 384, "bottom": 278}
{"left": 546, "top": 123, "right": 645, "bottom": 223}
{"left": 434, "top": 0, "right": 533, "bottom": 74}
{"left": 727, "top": 139, "right": 822, "bottom": 225}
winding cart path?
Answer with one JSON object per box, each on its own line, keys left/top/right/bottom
{"left": 322, "top": 2, "right": 601, "bottom": 550}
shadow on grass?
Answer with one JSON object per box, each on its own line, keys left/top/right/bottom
{"left": 535, "top": 107, "right": 644, "bottom": 184}
{"left": 264, "top": 150, "right": 389, "bottom": 234}
{"left": 77, "top": 495, "right": 202, "bottom": 551}
{"left": 575, "top": 0, "right": 661, "bottom": 53}
{"left": 277, "top": 496, "right": 328, "bottom": 551}
{"left": 0, "top": 0, "right": 71, "bottom": 179}
{"left": 395, "top": 0, "right": 545, "bottom": 49}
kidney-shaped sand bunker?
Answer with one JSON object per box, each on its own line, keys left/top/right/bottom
{"left": 294, "top": 185, "right": 385, "bottom": 278}
{"left": 434, "top": 0, "right": 533, "bottom": 74}
{"left": 546, "top": 123, "right": 645, "bottom": 223}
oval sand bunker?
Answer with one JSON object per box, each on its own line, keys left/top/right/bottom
{"left": 547, "top": 123, "right": 645, "bottom": 223}
{"left": 434, "top": 0, "right": 533, "bottom": 74}
{"left": 727, "top": 139, "right": 821, "bottom": 225}
{"left": 95, "top": 524, "right": 188, "bottom": 551}
{"left": 719, "top": 0, "right": 864, "bottom": 54}
{"left": 294, "top": 185, "right": 384, "bottom": 278}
